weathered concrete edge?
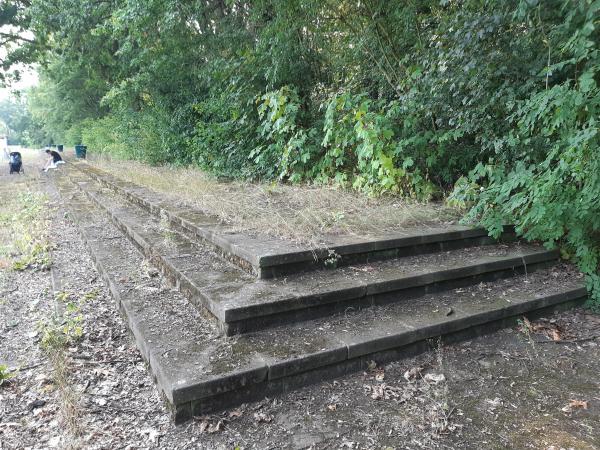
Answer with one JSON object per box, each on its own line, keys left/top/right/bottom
{"left": 54, "top": 188, "right": 177, "bottom": 406}
{"left": 56, "top": 177, "right": 587, "bottom": 424}
{"left": 176, "top": 286, "right": 587, "bottom": 399}
{"left": 172, "top": 289, "right": 587, "bottom": 422}
{"left": 220, "top": 249, "right": 560, "bottom": 322}
{"left": 72, "top": 163, "right": 513, "bottom": 277}
{"left": 72, "top": 177, "right": 560, "bottom": 329}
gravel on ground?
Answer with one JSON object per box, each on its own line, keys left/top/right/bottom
{"left": 0, "top": 158, "right": 599, "bottom": 449}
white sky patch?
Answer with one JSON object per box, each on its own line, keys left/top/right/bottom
{"left": 0, "top": 66, "right": 39, "bottom": 100}
{"left": 0, "top": 26, "right": 39, "bottom": 100}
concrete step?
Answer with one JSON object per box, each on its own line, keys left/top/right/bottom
{"left": 54, "top": 172, "right": 587, "bottom": 424}
{"left": 72, "top": 163, "right": 515, "bottom": 279}
{"left": 68, "top": 172, "right": 561, "bottom": 335}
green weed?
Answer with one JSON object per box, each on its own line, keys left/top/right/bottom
{"left": 82, "top": 289, "right": 99, "bottom": 302}
{"left": 0, "top": 364, "right": 16, "bottom": 386}
{"left": 39, "top": 302, "right": 84, "bottom": 351}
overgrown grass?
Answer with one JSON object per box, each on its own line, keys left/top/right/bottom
{"left": 0, "top": 150, "right": 52, "bottom": 270}
{"left": 38, "top": 291, "right": 85, "bottom": 448}
{"left": 0, "top": 161, "right": 82, "bottom": 448}
{"left": 0, "top": 190, "right": 52, "bottom": 271}
{"left": 89, "top": 156, "right": 460, "bottom": 245}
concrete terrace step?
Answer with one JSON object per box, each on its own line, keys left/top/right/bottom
{"left": 54, "top": 172, "right": 587, "bottom": 423}
{"left": 72, "top": 162, "right": 515, "bottom": 279}
{"left": 67, "top": 172, "right": 561, "bottom": 335}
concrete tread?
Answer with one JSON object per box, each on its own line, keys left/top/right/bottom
{"left": 73, "top": 163, "right": 513, "bottom": 278}
{"left": 54, "top": 172, "right": 586, "bottom": 423}
{"left": 69, "top": 172, "right": 559, "bottom": 334}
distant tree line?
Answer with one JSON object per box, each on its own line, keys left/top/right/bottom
{"left": 0, "top": 96, "right": 49, "bottom": 146}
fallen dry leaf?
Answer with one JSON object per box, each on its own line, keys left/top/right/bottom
{"left": 197, "top": 417, "right": 225, "bottom": 434}
{"left": 403, "top": 367, "right": 422, "bottom": 382}
{"left": 327, "top": 404, "right": 337, "bottom": 412}
{"left": 253, "top": 412, "right": 273, "bottom": 423}
{"left": 141, "top": 428, "right": 162, "bottom": 444}
{"left": 365, "top": 383, "right": 402, "bottom": 401}
{"left": 521, "top": 316, "right": 565, "bottom": 341}
{"left": 423, "top": 373, "right": 446, "bottom": 384}
{"left": 562, "top": 399, "right": 588, "bottom": 413}
{"left": 570, "top": 399, "right": 588, "bottom": 409}
{"left": 550, "top": 328, "right": 562, "bottom": 341}
{"left": 198, "top": 421, "right": 208, "bottom": 434}
{"left": 486, "top": 397, "right": 503, "bottom": 409}
{"left": 228, "top": 409, "right": 243, "bottom": 419}
{"left": 208, "top": 420, "right": 224, "bottom": 433}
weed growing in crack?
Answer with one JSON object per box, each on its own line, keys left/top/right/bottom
{"left": 158, "top": 209, "right": 177, "bottom": 246}
{"left": 425, "top": 338, "right": 457, "bottom": 436}
{"left": 55, "top": 290, "right": 72, "bottom": 303}
{"left": 517, "top": 317, "right": 539, "bottom": 360}
{"left": 139, "top": 258, "right": 160, "bottom": 280}
{"left": 0, "top": 364, "right": 16, "bottom": 387}
{"left": 82, "top": 288, "right": 100, "bottom": 302}
{"left": 324, "top": 249, "right": 341, "bottom": 269}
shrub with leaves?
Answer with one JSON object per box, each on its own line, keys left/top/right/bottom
{"left": 452, "top": 0, "right": 600, "bottom": 305}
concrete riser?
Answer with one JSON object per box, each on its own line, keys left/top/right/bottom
{"left": 75, "top": 165, "right": 516, "bottom": 279}
{"left": 172, "top": 297, "right": 585, "bottom": 423}
{"left": 222, "top": 260, "right": 556, "bottom": 335}
{"left": 75, "top": 180, "right": 558, "bottom": 336}
{"left": 254, "top": 233, "right": 516, "bottom": 279}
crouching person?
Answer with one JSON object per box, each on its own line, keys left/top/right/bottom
{"left": 44, "top": 149, "right": 66, "bottom": 172}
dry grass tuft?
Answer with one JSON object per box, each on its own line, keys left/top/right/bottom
{"left": 89, "top": 156, "right": 460, "bottom": 245}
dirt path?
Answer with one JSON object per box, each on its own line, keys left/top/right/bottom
{"left": 0, "top": 164, "right": 599, "bottom": 449}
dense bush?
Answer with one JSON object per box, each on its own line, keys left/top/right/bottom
{"left": 451, "top": 1, "right": 600, "bottom": 305}
{"left": 4, "top": 0, "right": 600, "bottom": 303}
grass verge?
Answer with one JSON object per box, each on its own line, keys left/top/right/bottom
{"left": 39, "top": 291, "right": 84, "bottom": 447}
{"left": 89, "top": 156, "right": 460, "bottom": 244}
{"left": 0, "top": 177, "right": 52, "bottom": 271}
{"left": 0, "top": 168, "right": 82, "bottom": 448}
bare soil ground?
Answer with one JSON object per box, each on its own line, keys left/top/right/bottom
{"left": 88, "top": 157, "right": 459, "bottom": 245}
{"left": 1, "top": 156, "right": 599, "bottom": 449}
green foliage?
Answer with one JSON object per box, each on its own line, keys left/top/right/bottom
{"left": 451, "top": 0, "right": 600, "bottom": 305}
{"left": 39, "top": 298, "right": 84, "bottom": 351}
{"left": 320, "top": 93, "right": 435, "bottom": 198}
{"left": 254, "top": 86, "right": 318, "bottom": 181}
{"left": 0, "top": 364, "right": 16, "bottom": 386}
{"left": 6, "top": 0, "right": 600, "bottom": 304}
{"left": 11, "top": 239, "right": 52, "bottom": 271}
{"left": 82, "top": 289, "right": 99, "bottom": 302}
{"left": 0, "top": 95, "right": 45, "bottom": 145}
{"left": 39, "top": 312, "right": 83, "bottom": 351}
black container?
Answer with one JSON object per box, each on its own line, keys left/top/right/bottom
{"left": 75, "top": 145, "right": 87, "bottom": 159}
